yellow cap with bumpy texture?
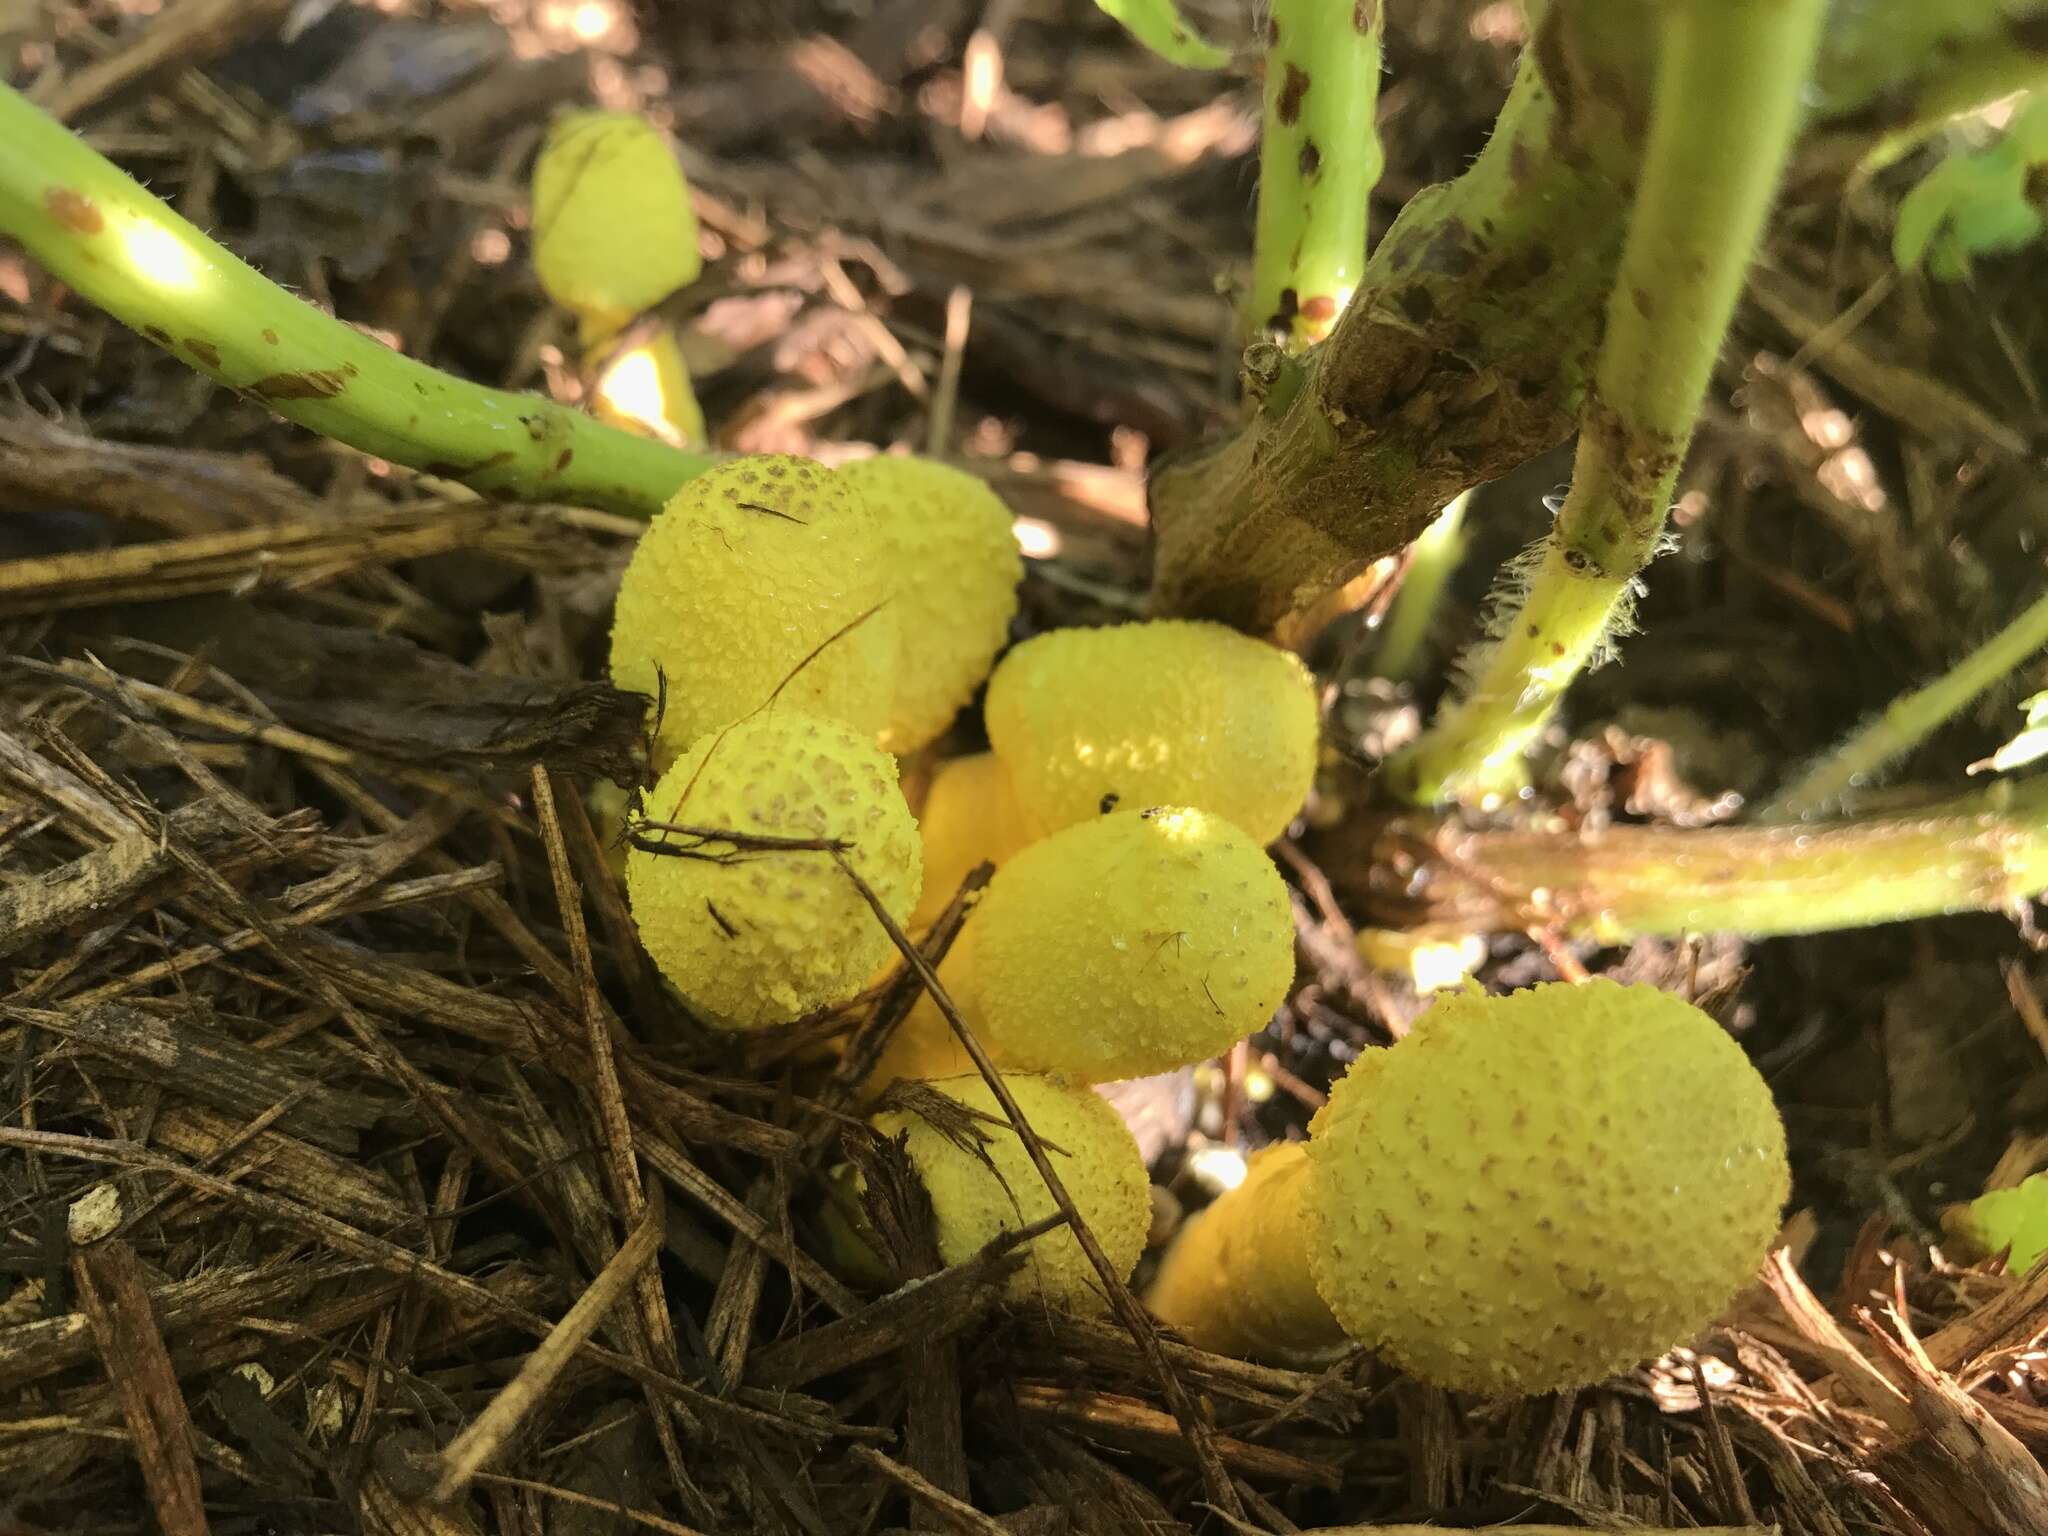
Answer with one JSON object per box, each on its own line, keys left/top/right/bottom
{"left": 626, "top": 710, "right": 920, "bottom": 1027}
{"left": 985, "top": 619, "right": 1318, "bottom": 846}
{"left": 969, "top": 807, "right": 1294, "bottom": 1082}
{"left": 531, "top": 111, "right": 700, "bottom": 341}
{"left": 909, "top": 753, "right": 1038, "bottom": 930}
{"left": 1306, "top": 979, "right": 1789, "bottom": 1396}
{"left": 876, "top": 1073, "right": 1150, "bottom": 1308}
{"left": 840, "top": 457, "right": 1022, "bottom": 755}
{"left": 609, "top": 455, "right": 898, "bottom": 769}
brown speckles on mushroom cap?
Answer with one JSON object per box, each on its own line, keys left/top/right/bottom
{"left": 625, "top": 710, "right": 920, "bottom": 1027}
{"left": 609, "top": 455, "right": 899, "bottom": 767}
{"left": 1305, "top": 979, "right": 1789, "bottom": 1396}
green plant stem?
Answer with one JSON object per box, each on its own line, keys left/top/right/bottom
{"left": 0, "top": 83, "right": 708, "bottom": 515}
{"left": 1374, "top": 490, "right": 1470, "bottom": 683}
{"left": 1385, "top": 0, "right": 1826, "bottom": 806}
{"left": 1149, "top": 1, "right": 2048, "bottom": 635}
{"left": 1335, "top": 776, "right": 2048, "bottom": 942}
{"left": 1246, "top": 0, "right": 1383, "bottom": 349}
{"left": 1765, "top": 588, "right": 2048, "bottom": 821}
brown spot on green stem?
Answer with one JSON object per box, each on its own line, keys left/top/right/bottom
{"left": 1301, "top": 295, "right": 1338, "bottom": 324}
{"left": 262, "top": 328, "right": 280, "bottom": 345}
{"left": 253, "top": 369, "right": 351, "bottom": 400}
{"left": 44, "top": 187, "right": 104, "bottom": 235}
{"left": 184, "top": 338, "right": 220, "bottom": 369}
{"left": 1277, "top": 64, "right": 1310, "bottom": 125}
{"left": 1298, "top": 141, "right": 1321, "bottom": 179}
{"left": 142, "top": 325, "right": 174, "bottom": 348}
{"left": 555, "top": 448, "right": 574, "bottom": 471}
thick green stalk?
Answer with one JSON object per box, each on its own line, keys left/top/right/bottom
{"left": 1386, "top": 0, "right": 1827, "bottom": 806}
{"left": 1374, "top": 490, "right": 1470, "bottom": 683}
{"left": 0, "top": 84, "right": 708, "bottom": 515}
{"left": 1246, "top": 0, "right": 1383, "bottom": 349}
{"left": 1766, "top": 588, "right": 2048, "bottom": 820}
{"left": 1333, "top": 776, "right": 2048, "bottom": 942}
{"left": 1151, "top": 2, "right": 2048, "bottom": 635}
{"left": 1150, "top": 2, "right": 1654, "bottom": 627}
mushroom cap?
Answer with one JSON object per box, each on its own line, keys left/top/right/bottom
{"left": 909, "top": 753, "right": 1038, "bottom": 929}
{"left": 840, "top": 457, "right": 1022, "bottom": 755}
{"left": 969, "top": 807, "right": 1295, "bottom": 1082}
{"left": 876, "top": 1073, "right": 1150, "bottom": 1308}
{"left": 984, "top": 619, "right": 1317, "bottom": 845}
{"left": 1305, "top": 979, "right": 1789, "bottom": 1396}
{"left": 626, "top": 710, "right": 920, "bottom": 1027}
{"left": 531, "top": 110, "right": 701, "bottom": 335}
{"left": 609, "top": 456, "right": 898, "bottom": 768}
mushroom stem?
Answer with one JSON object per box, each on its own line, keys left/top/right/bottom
{"left": 0, "top": 83, "right": 709, "bottom": 514}
{"left": 1246, "top": 0, "right": 1384, "bottom": 349}
{"left": 1145, "top": 1143, "right": 1342, "bottom": 1362}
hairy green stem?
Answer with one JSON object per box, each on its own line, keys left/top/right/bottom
{"left": 0, "top": 84, "right": 708, "bottom": 514}
{"left": 1386, "top": 0, "right": 1826, "bottom": 806}
{"left": 1766, "top": 588, "right": 2048, "bottom": 820}
{"left": 1374, "top": 490, "right": 1470, "bottom": 683}
{"left": 1246, "top": 0, "right": 1383, "bottom": 349}
{"left": 1333, "top": 776, "right": 2048, "bottom": 942}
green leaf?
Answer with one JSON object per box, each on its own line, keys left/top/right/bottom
{"left": 1950, "top": 1171, "right": 2048, "bottom": 1274}
{"left": 1094, "top": 0, "right": 1230, "bottom": 68}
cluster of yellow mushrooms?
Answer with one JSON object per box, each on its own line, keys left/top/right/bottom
{"left": 560, "top": 111, "right": 1791, "bottom": 1399}
{"left": 603, "top": 449, "right": 1791, "bottom": 1397}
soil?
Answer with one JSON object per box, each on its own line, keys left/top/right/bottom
{"left": 3, "top": 2, "right": 2047, "bottom": 1533}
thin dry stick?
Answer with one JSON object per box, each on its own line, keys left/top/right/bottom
{"left": 926, "top": 284, "right": 973, "bottom": 456}
{"left": 832, "top": 853, "right": 1245, "bottom": 1521}
{"left": 469, "top": 1472, "right": 709, "bottom": 1536}
{"left": 848, "top": 1445, "right": 1010, "bottom": 1536}
{"left": 430, "top": 1194, "right": 665, "bottom": 1504}
{"left": 72, "top": 1236, "right": 211, "bottom": 1536}
{"left": 528, "top": 765, "right": 706, "bottom": 1514}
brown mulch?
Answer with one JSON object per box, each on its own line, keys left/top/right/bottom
{"left": 4, "top": 2, "right": 2048, "bottom": 1533}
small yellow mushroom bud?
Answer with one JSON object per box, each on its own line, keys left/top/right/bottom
{"left": 839, "top": 456, "right": 1023, "bottom": 755}
{"left": 626, "top": 710, "right": 920, "bottom": 1027}
{"left": 968, "top": 807, "right": 1295, "bottom": 1082}
{"left": 908, "top": 753, "right": 1037, "bottom": 929}
{"left": 531, "top": 110, "right": 700, "bottom": 343}
{"left": 985, "top": 620, "right": 1318, "bottom": 845}
{"left": 873, "top": 1074, "right": 1150, "bottom": 1309}
{"left": 609, "top": 455, "right": 898, "bottom": 767}
{"left": 1148, "top": 980, "right": 1790, "bottom": 1397}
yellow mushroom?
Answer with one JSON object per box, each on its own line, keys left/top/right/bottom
{"left": 532, "top": 110, "right": 700, "bottom": 344}
{"left": 865, "top": 1073, "right": 1150, "bottom": 1309}
{"left": 1148, "top": 980, "right": 1790, "bottom": 1396}
{"left": 609, "top": 455, "right": 898, "bottom": 768}
{"left": 625, "top": 709, "right": 920, "bottom": 1027}
{"left": 908, "top": 752, "right": 1038, "bottom": 930}
{"left": 984, "top": 619, "right": 1318, "bottom": 845}
{"left": 530, "top": 110, "right": 706, "bottom": 445}
{"left": 840, "top": 456, "right": 1023, "bottom": 755}
{"left": 964, "top": 806, "right": 1295, "bottom": 1083}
